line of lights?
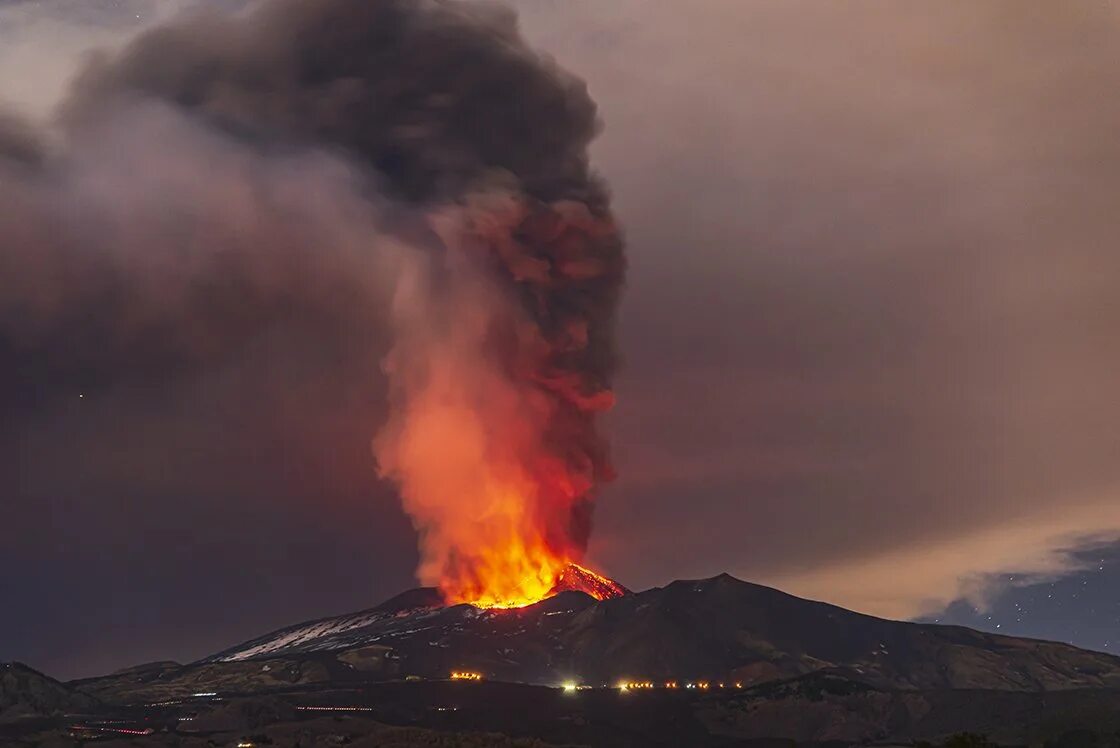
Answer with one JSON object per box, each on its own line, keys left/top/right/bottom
{"left": 69, "top": 725, "right": 154, "bottom": 736}
{"left": 449, "top": 670, "right": 483, "bottom": 681}
{"left": 558, "top": 680, "right": 748, "bottom": 693}
{"left": 618, "top": 680, "right": 656, "bottom": 690}
{"left": 615, "top": 680, "right": 744, "bottom": 691}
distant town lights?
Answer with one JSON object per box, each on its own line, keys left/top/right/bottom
{"left": 449, "top": 670, "right": 483, "bottom": 681}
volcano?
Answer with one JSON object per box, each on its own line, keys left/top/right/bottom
{"left": 51, "top": 574, "right": 1120, "bottom": 746}
{"left": 93, "top": 572, "right": 1116, "bottom": 697}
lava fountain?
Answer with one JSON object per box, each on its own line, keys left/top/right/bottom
{"left": 375, "top": 195, "right": 624, "bottom": 609}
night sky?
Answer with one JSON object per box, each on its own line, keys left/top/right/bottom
{"left": 4, "top": 0, "right": 1120, "bottom": 680}
{"left": 920, "top": 542, "right": 1120, "bottom": 655}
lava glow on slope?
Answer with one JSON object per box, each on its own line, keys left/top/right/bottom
{"left": 454, "top": 561, "right": 628, "bottom": 610}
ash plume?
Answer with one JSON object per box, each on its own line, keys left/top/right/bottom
{"left": 3, "top": 0, "right": 624, "bottom": 606}
{"left": 66, "top": 0, "right": 604, "bottom": 205}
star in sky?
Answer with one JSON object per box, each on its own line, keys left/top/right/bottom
{"left": 921, "top": 541, "right": 1120, "bottom": 653}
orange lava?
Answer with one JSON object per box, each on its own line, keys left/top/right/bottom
{"left": 452, "top": 561, "right": 621, "bottom": 610}
{"left": 444, "top": 538, "right": 572, "bottom": 610}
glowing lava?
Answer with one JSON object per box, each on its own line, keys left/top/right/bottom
{"left": 549, "top": 562, "right": 630, "bottom": 602}
{"left": 453, "top": 561, "right": 628, "bottom": 610}
{"left": 374, "top": 196, "right": 625, "bottom": 614}
{"left": 441, "top": 536, "right": 573, "bottom": 610}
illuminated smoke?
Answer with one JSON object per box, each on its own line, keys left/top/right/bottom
{"left": 49, "top": 0, "right": 625, "bottom": 606}
{"left": 376, "top": 189, "right": 622, "bottom": 607}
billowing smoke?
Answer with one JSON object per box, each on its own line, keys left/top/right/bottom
{"left": 376, "top": 189, "right": 622, "bottom": 606}
{"left": 3, "top": 0, "right": 623, "bottom": 607}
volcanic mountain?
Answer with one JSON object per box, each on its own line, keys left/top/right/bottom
{"left": 54, "top": 572, "right": 1120, "bottom": 746}
{"left": 159, "top": 571, "right": 1120, "bottom": 696}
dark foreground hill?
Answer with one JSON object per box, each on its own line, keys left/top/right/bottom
{"left": 10, "top": 673, "right": 1120, "bottom": 747}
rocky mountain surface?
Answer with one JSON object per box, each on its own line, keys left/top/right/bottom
{"left": 11, "top": 574, "right": 1120, "bottom": 745}
{"left": 186, "top": 573, "right": 1120, "bottom": 693}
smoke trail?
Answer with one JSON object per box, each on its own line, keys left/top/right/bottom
{"left": 0, "top": 102, "right": 400, "bottom": 371}
{"left": 7, "top": 0, "right": 624, "bottom": 606}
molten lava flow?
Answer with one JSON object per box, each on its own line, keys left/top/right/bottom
{"left": 443, "top": 533, "right": 572, "bottom": 610}
{"left": 454, "top": 561, "right": 627, "bottom": 610}
{"left": 450, "top": 561, "right": 627, "bottom": 610}
{"left": 548, "top": 562, "right": 630, "bottom": 601}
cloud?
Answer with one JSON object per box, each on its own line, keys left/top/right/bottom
{"left": 0, "top": 0, "right": 215, "bottom": 120}
{"left": 767, "top": 497, "right": 1120, "bottom": 620}
{"left": 513, "top": 0, "right": 1120, "bottom": 616}
{"left": 0, "top": 98, "right": 404, "bottom": 357}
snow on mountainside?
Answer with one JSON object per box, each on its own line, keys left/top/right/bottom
{"left": 209, "top": 565, "right": 629, "bottom": 664}
{"left": 207, "top": 587, "right": 447, "bottom": 662}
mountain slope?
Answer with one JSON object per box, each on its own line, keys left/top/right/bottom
{"left": 195, "top": 573, "right": 1120, "bottom": 693}
{"left": 0, "top": 662, "right": 99, "bottom": 722}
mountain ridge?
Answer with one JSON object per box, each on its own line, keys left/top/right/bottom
{"left": 192, "top": 572, "right": 1120, "bottom": 693}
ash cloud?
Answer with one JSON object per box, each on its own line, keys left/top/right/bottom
{"left": 66, "top": 0, "right": 603, "bottom": 205}
{"left": 3, "top": 0, "right": 611, "bottom": 374}
{"left": 70, "top": 0, "right": 623, "bottom": 603}
{"left": 2, "top": 0, "right": 622, "bottom": 669}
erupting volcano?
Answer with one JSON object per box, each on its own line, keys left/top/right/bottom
{"left": 375, "top": 195, "right": 624, "bottom": 610}
{"left": 69, "top": 0, "right": 627, "bottom": 608}
{"left": 358, "top": 5, "right": 626, "bottom": 609}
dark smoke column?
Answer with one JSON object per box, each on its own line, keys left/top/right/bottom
{"left": 70, "top": 0, "right": 624, "bottom": 607}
